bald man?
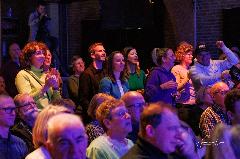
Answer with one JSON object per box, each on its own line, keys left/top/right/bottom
{"left": 1, "top": 43, "right": 21, "bottom": 97}
{"left": 46, "top": 113, "right": 88, "bottom": 159}
{"left": 199, "top": 82, "right": 231, "bottom": 139}
{"left": 121, "top": 91, "right": 145, "bottom": 143}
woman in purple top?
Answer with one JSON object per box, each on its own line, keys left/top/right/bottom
{"left": 144, "top": 48, "right": 177, "bottom": 106}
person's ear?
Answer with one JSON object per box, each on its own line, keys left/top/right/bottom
{"left": 103, "top": 118, "right": 112, "bottom": 130}
{"left": 90, "top": 52, "right": 95, "bottom": 59}
{"left": 145, "top": 125, "right": 155, "bottom": 137}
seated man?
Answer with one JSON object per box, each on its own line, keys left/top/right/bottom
{"left": 121, "top": 91, "right": 145, "bottom": 143}
{"left": 46, "top": 113, "right": 88, "bottom": 159}
{"left": 11, "top": 93, "right": 39, "bottom": 152}
{"left": 122, "top": 102, "right": 182, "bottom": 159}
{"left": 200, "top": 82, "right": 231, "bottom": 139}
{"left": 1, "top": 43, "right": 21, "bottom": 97}
{"left": 0, "top": 95, "right": 28, "bottom": 159}
{"left": 225, "top": 89, "right": 240, "bottom": 125}
{"left": 87, "top": 99, "right": 133, "bottom": 159}
{"left": 189, "top": 41, "right": 238, "bottom": 91}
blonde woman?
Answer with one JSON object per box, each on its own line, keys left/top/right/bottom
{"left": 25, "top": 105, "right": 71, "bottom": 159}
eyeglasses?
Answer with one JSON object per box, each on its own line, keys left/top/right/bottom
{"left": 34, "top": 50, "right": 44, "bottom": 55}
{"left": 112, "top": 110, "right": 129, "bottom": 119}
{"left": 0, "top": 107, "right": 16, "bottom": 114}
{"left": 127, "top": 102, "right": 146, "bottom": 109}
{"left": 17, "top": 101, "right": 37, "bottom": 111}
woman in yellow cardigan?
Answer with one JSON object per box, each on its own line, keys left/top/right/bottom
{"left": 15, "top": 41, "right": 61, "bottom": 109}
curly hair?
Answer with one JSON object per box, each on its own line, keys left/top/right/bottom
{"left": 20, "top": 41, "right": 48, "bottom": 69}
{"left": 175, "top": 41, "right": 193, "bottom": 62}
{"left": 107, "top": 51, "right": 126, "bottom": 83}
{"left": 87, "top": 93, "right": 115, "bottom": 119}
{"left": 96, "top": 99, "right": 125, "bottom": 131}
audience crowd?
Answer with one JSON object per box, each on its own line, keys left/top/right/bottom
{"left": 1, "top": 37, "right": 240, "bottom": 159}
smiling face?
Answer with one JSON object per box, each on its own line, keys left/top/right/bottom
{"left": 91, "top": 45, "right": 106, "bottom": 62}
{"left": 30, "top": 46, "right": 45, "bottom": 69}
{"left": 17, "top": 95, "right": 38, "bottom": 126}
{"left": 113, "top": 53, "right": 125, "bottom": 73}
{"left": 73, "top": 58, "right": 85, "bottom": 74}
{"left": 44, "top": 50, "right": 52, "bottom": 67}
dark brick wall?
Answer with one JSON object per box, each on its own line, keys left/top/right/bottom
{"left": 65, "top": 0, "right": 240, "bottom": 66}
{"left": 196, "top": 0, "right": 240, "bottom": 57}
{"left": 67, "top": 0, "right": 100, "bottom": 64}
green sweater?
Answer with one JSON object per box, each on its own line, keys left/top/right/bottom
{"left": 15, "top": 66, "right": 61, "bottom": 109}
{"left": 128, "top": 70, "right": 146, "bottom": 91}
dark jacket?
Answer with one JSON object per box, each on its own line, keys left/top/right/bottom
{"left": 11, "top": 120, "right": 34, "bottom": 152}
{"left": 144, "top": 66, "right": 177, "bottom": 106}
{"left": 78, "top": 63, "right": 107, "bottom": 122}
{"left": 1, "top": 60, "right": 21, "bottom": 97}
{"left": 0, "top": 133, "right": 28, "bottom": 159}
{"left": 122, "top": 137, "right": 173, "bottom": 159}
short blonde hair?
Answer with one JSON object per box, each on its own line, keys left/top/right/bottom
{"left": 87, "top": 93, "right": 115, "bottom": 119}
{"left": 96, "top": 99, "right": 125, "bottom": 131}
{"left": 175, "top": 41, "right": 193, "bottom": 62}
{"left": 32, "top": 105, "right": 71, "bottom": 148}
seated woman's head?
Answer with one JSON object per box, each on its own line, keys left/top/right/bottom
{"left": 21, "top": 41, "right": 48, "bottom": 69}
{"left": 107, "top": 51, "right": 126, "bottom": 81}
{"left": 32, "top": 105, "right": 71, "bottom": 148}
{"left": 87, "top": 93, "right": 115, "bottom": 120}
{"left": 96, "top": 99, "right": 132, "bottom": 137}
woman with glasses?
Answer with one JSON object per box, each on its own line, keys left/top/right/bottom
{"left": 15, "top": 41, "right": 61, "bottom": 109}
{"left": 87, "top": 99, "right": 133, "bottom": 159}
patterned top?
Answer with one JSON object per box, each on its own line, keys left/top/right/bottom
{"left": 86, "top": 120, "right": 105, "bottom": 144}
{"left": 199, "top": 104, "right": 231, "bottom": 139}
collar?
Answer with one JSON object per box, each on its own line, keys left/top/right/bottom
{"left": 137, "top": 136, "right": 169, "bottom": 158}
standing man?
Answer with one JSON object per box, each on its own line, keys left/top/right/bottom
{"left": 189, "top": 41, "right": 238, "bottom": 91}
{"left": 78, "top": 42, "right": 107, "bottom": 124}
{"left": 1, "top": 43, "right": 21, "bottom": 97}
{"left": 28, "top": 1, "right": 57, "bottom": 54}
{"left": 0, "top": 95, "right": 28, "bottom": 159}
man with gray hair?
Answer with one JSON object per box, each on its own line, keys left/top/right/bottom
{"left": 11, "top": 93, "right": 39, "bottom": 152}
{"left": 46, "top": 113, "right": 88, "bottom": 159}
